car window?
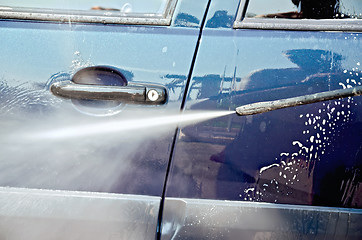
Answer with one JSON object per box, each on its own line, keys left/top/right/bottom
{"left": 246, "top": 0, "right": 362, "bottom": 19}
{"left": 340, "top": 0, "right": 362, "bottom": 18}
{"left": 235, "top": 0, "right": 362, "bottom": 31}
{"left": 246, "top": 0, "right": 300, "bottom": 18}
{"left": 0, "top": 0, "right": 178, "bottom": 25}
{"left": 0, "top": 0, "right": 167, "bottom": 14}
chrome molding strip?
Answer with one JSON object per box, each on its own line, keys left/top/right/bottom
{"left": 163, "top": 0, "right": 178, "bottom": 24}
{"left": 161, "top": 198, "right": 362, "bottom": 239}
{"left": 0, "top": 187, "right": 160, "bottom": 240}
{"left": 234, "top": 18, "right": 362, "bottom": 32}
{"left": 233, "top": 0, "right": 362, "bottom": 32}
{"left": 0, "top": 0, "right": 178, "bottom": 25}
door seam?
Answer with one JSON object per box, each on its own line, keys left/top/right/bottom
{"left": 156, "top": 0, "right": 213, "bottom": 239}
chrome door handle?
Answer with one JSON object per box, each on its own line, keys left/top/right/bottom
{"left": 50, "top": 81, "right": 167, "bottom": 105}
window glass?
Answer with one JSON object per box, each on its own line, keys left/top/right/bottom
{"left": 0, "top": 0, "right": 168, "bottom": 14}
{"left": 246, "top": 0, "right": 362, "bottom": 19}
{"left": 246, "top": 0, "right": 299, "bottom": 18}
{"left": 339, "top": 0, "right": 362, "bottom": 18}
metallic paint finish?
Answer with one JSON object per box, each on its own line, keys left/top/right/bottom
{"left": 162, "top": 198, "right": 362, "bottom": 240}
{"left": 0, "top": 187, "right": 160, "bottom": 240}
{"left": 1, "top": 0, "right": 362, "bottom": 238}
{"left": 166, "top": 0, "right": 362, "bottom": 211}
{"left": 0, "top": 0, "right": 209, "bottom": 196}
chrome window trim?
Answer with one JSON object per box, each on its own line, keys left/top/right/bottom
{"left": 0, "top": 0, "right": 178, "bottom": 25}
{"left": 233, "top": 0, "right": 362, "bottom": 32}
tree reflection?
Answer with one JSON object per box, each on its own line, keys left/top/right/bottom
{"left": 206, "top": 10, "right": 234, "bottom": 28}
{"left": 174, "top": 13, "right": 200, "bottom": 28}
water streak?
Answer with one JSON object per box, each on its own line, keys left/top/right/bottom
{"left": 24, "top": 110, "right": 234, "bottom": 141}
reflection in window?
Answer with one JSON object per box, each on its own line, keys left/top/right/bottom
{"left": 340, "top": 0, "right": 362, "bottom": 18}
{"left": 0, "top": 0, "right": 168, "bottom": 14}
{"left": 246, "top": 0, "right": 362, "bottom": 19}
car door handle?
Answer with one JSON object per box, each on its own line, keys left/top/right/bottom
{"left": 236, "top": 86, "right": 362, "bottom": 116}
{"left": 50, "top": 81, "right": 167, "bottom": 105}
{"left": 49, "top": 66, "right": 167, "bottom": 105}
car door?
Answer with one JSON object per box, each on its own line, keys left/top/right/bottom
{"left": 0, "top": 0, "right": 210, "bottom": 239}
{"left": 162, "top": 0, "right": 362, "bottom": 239}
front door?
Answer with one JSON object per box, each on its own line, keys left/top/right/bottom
{"left": 0, "top": 0, "right": 209, "bottom": 239}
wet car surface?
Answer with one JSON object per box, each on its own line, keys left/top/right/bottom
{"left": 0, "top": 0, "right": 361, "bottom": 239}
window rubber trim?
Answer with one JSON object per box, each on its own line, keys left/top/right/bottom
{"left": 233, "top": 0, "right": 362, "bottom": 32}
{"left": 0, "top": 0, "right": 178, "bottom": 26}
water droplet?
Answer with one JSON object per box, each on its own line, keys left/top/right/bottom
{"left": 121, "top": 3, "right": 132, "bottom": 13}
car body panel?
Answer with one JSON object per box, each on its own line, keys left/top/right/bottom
{"left": 161, "top": 198, "right": 362, "bottom": 240}
{"left": 163, "top": 0, "right": 362, "bottom": 238}
{"left": 0, "top": 0, "right": 209, "bottom": 238}
{"left": 0, "top": 187, "right": 160, "bottom": 240}
{"left": 1, "top": 0, "right": 362, "bottom": 239}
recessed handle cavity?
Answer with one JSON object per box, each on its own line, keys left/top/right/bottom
{"left": 236, "top": 86, "right": 362, "bottom": 116}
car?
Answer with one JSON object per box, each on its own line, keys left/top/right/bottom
{"left": 0, "top": 0, "right": 361, "bottom": 239}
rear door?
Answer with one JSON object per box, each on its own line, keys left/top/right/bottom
{"left": 0, "top": 0, "right": 209, "bottom": 239}
{"left": 162, "top": 0, "right": 362, "bottom": 239}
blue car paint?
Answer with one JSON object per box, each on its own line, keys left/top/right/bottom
{"left": 159, "top": 1, "right": 362, "bottom": 238}
{"left": 0, "top": 0, "right": 362, "bottom": 239}
{"left": 165, "top": 0, "right": 362, "bottom": 210}
{"left": 0, "top": 0, "right": 211, "bottom": 197}
{"left": 0, "top": 0, "right": 212, "bottom": 239}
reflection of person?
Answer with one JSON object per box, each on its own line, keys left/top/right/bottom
{"left": 296, "top": 0, "right": 338, "bottom": 19}
{"left": 259, "top": 0, "right": 339, "bottom": 19}
{"left": 91, "top": 6, "right": 119, "bottom": 11}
